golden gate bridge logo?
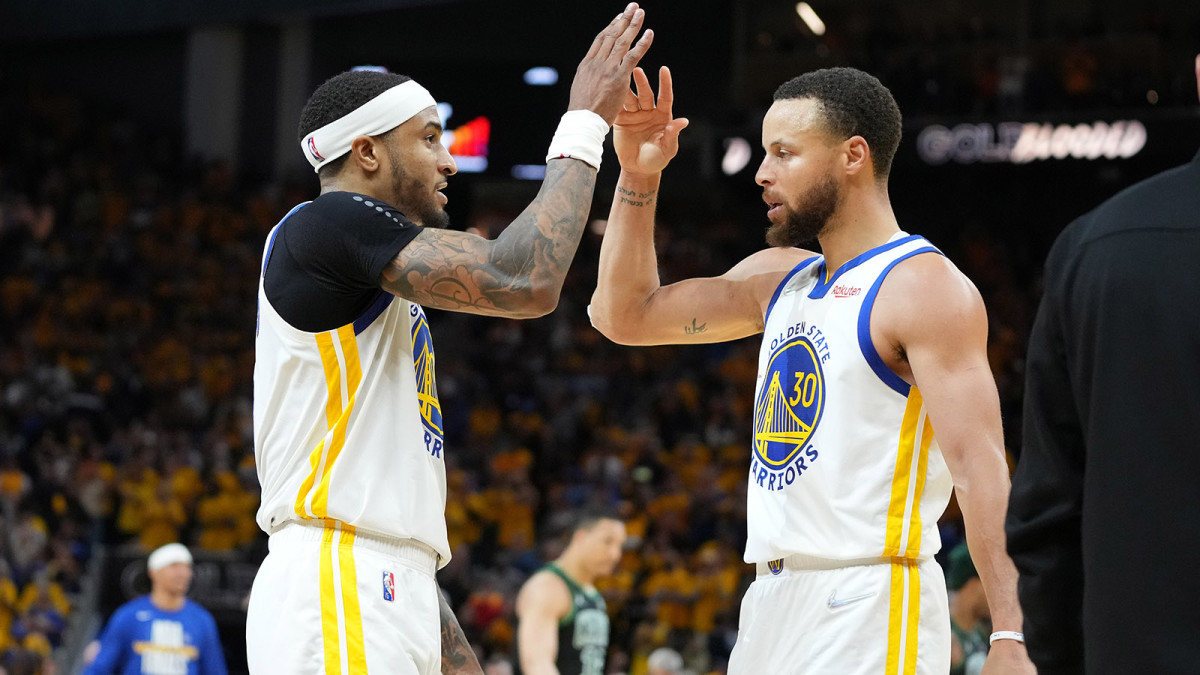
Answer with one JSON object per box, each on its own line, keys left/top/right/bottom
{"left": 753, "top": 336, "right": 825, "bottom": 467}
{"left": 411, "top": 306, "right": 443, "bottom": 437}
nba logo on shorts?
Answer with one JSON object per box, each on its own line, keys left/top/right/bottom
{"left": 382, "top": 571, "right": 395, "bottom": 602}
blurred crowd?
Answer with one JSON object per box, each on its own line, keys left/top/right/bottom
{"left": 2, "top": 60, "right": 1051, "bottom": 673}
{"left": 0, "top": 84, "right": 282, "bottom": 672}
{"left": 748, "top": 1, "right": 1200, "bottom": 117}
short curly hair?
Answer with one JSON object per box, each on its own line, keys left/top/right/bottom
{"left": 298, "top": 70, "right": 412, "bottom": 179}
{"left": 773, "top": 68, "right": 902, "bottom": 180}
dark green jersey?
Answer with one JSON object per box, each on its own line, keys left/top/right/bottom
{"left": 950, "top": 619, "right": 989, "bottom": 675}
{"left": 516, "top": 563, "right": 609, "bottom": 675}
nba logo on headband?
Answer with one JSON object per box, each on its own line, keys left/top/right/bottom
{"left": 307, "top": 137, "right": 324, "bottom": 162}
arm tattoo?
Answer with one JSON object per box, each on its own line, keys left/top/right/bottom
{"left": 439, "top": 589, "right": 483, "bottom": 675}
{"left": 383, "top": 159, "right": 597, "bottom": 315}
{"left": 684, "top": 318, "right": 707, "bottom": 335}
{"left": 616, "top": 184, "right": 656, "bottom": 208}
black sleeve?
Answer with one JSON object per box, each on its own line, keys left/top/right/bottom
{"left": 264, "top": 192, "right": 423, "bottom": 333}
{"left": 287, "top": 191, "right": 422, "bottom": 292}
{"left": 1005, "top": 230, "right": 1086, "bottom": 674}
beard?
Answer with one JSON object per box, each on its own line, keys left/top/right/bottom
{"left": 388, "top": 147, "right": 450, "bottom": 229}
{"left": 765, "top": 173, "right": 841, "bottom": 248}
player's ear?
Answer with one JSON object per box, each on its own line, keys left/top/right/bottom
{"left": 349, "top": 135, "right": 381, "bottom": 174}
{"left": 843, "top": 136, "right": 870, "bottom": 177}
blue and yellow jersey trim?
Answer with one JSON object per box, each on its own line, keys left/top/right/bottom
{"left": 855, "top": 242, "right": 943, "bottom": 397}
{"left": 764, "top": 256, "right": 821, "bottom": 320}
{"left": 809, "top": 234, "right": 926, "bottom": 299}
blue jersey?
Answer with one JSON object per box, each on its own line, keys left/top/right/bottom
{"left": 85, "top": 596, "right": 227, "bottom": 675}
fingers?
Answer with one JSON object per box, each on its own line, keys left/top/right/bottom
{"left": 623, "top": 87, "right": 639, "bottom": 112}
{"left": 663, "top": 118, "right": 690, "bottom": 153}
{"left": 590, "top": 4, "right": 638, "bottom": 62}
{"left": 633, "top": 67, "right": 654, "bottom": 110}
{"left": 621, "top": 28, "right": 654, "bottom": 71}
{"left": 584, "top": 18, "right": 614, "bottom": 60}
{"left": 656, "top": 66, "right": 674, "bottom": 114}
{"left": 608, "top": 7, "right": 645, "bottom": 61}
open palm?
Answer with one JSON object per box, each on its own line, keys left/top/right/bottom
{"left": 613, "top": 66, "right": 690, "bottom": 175}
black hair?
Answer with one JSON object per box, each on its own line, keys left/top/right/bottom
{"left": 298, "top": 70, "right": 412, "bottom": 180}
{"left": 773, "top": 67, "right": 902, "bottom": 180}
{"left": 570, "top": 505, "right": 623, "bottom": 534}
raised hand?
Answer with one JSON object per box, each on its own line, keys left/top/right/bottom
{"left": 569, "top": 4, "right": 655, "bottom": 125}
{"left": 613, "top": 66, "right": 690, "bottom": 176}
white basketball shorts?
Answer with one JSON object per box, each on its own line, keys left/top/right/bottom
{"left": 728, "top": 556, "right": 950, "bottom": 674}
{"left": 246, "top": 520, "right": 442, "bottom": 675}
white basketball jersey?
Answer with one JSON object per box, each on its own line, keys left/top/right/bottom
{"left": 746, "top": 233, "right": 953, "bottom": 564}
{"left": 254, "top": 203, "right": 450, "bottom": 565}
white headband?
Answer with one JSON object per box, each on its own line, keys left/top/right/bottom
{"left": 148, "top": 543, "right": 192, "bottom": 571}
{"left": 301, "top": 80, "right": 438, "bottom": 172}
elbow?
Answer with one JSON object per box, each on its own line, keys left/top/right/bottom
{"left": 588, "top": 302, "right": 642, "bottom": 346}
{"left": 513, "top": 285, "right": 560, "bottom": 319}
{"left": 594, "top": 322, "right": 640, "bottom": 346}
{"left": 586, "top": 296, "right": 619, "bottom": 340}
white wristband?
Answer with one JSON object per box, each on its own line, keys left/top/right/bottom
{"left": 989, "top": 631, "right": 1025, "bottom": 646}
{"left": 546, "top": 110, "right": 609, "bottom": 170}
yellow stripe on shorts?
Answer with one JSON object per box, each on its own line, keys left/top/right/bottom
{"left": 338, "top": 525, "right": 367, "bottom": 672}
{"left": 319, "top": 525, "right": 341, "bottom": 674}
{"left": 904, "top": 562, "right": 922, "bottom": 673}
{"left": 886, "top": 561, "right": 922, "bottom": 675}
{"left": 886, "top": 561, "right": 904, "bottom": 673}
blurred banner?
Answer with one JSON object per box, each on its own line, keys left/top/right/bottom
{"left": 911, "top": 112, "right": 1200, "bottom": 166}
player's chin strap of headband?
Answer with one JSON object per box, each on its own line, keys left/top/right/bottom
{"left": 301, "top": 80, "right": 438, "bottom": 172}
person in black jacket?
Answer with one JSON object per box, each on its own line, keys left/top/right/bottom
{"left": 1006, "top": 55, "right": 1200, "bottom": 675}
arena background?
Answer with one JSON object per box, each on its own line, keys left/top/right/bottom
{"left": 1, "top": 0, "right": 1199, "bottom": 673}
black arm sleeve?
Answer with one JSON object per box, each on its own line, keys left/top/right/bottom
{"left": 264, "top": 191, "right": 422, "bottom": 332}
{"left": 1005, "top": 233, "right": 1086, "bottom": 674}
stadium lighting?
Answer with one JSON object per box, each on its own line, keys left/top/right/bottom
{"left": 795, "top": 3, "right": 826, "bottom": 36}
{"left": 511, "top": 164, "right": 547, "bottom": 180}
{"left": 523, "top": 67, "right": 559, "bottom": 86}
{"left": 721, "top": 137, "right": 753, "bottom": 175}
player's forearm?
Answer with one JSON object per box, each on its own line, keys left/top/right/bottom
{"left": 481, "top": 158, "right": 597, "bottom": 315}
{"left": 955, "top": 453, "right": 1025, "bottom": 632}
{"left": 590, "top": 170, "right": 663, "bottom": 342}
{"left": 438, "top": 591, "right": 483, "bottom": 675}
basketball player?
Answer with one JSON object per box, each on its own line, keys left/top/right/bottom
{"left": 85, "top": 544, "right": 227, "bottom": 675}
{"left": 514, "top": 511, "right": 626, "bottom": 675}
{"left": 246, "top": 6, "right": 654, "bottom": 674}
{"left": 589, "top": 67, "right": 1035, "bottom": 673}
